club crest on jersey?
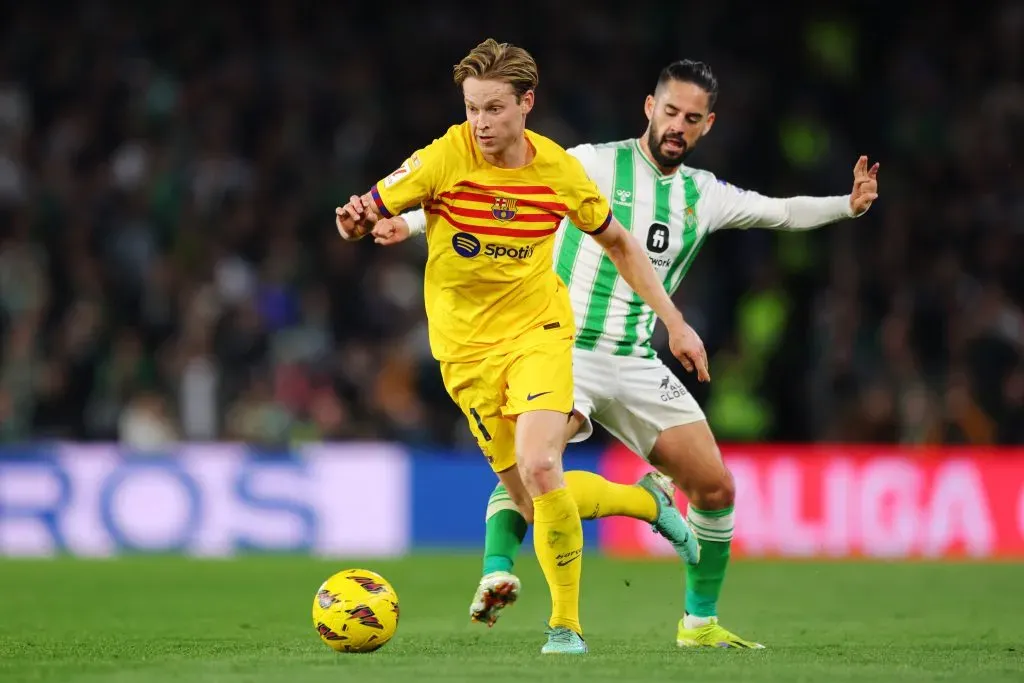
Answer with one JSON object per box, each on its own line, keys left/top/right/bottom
{"left": 491, "top": 197, "right": 518, "bottom": 222}
{"left": 684, "top": 206, "right": 698, "bottom": 231}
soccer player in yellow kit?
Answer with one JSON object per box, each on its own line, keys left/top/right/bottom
{"left": 336, "top": 39, "right": 709, "bottom": 654}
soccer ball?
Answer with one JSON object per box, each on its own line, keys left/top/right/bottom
{"left": 312, "top": 568, "right": 400, "bottom": 653}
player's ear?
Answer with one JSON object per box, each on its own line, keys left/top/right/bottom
{"left": 644, "top": 95, "right": 655, "bottom": 121}
{"left": 520, "top": 89, "right": 535, "bottom": 115}
{"left": 703, "top": 112, "right": 716, "bottom": 135}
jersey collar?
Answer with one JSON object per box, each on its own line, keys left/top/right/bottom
{"left": 633, "top": 138, "right": 681, "bottom": 180}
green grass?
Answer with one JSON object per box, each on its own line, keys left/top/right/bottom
{"left": 1, "top": 556, "right": 1022, "bottom": 682}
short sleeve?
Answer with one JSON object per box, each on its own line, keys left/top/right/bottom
{"left": 557, "top": 149, "right": 612, "bottom": 235}
{"left": 370, "top": 133, "right": 450, "bottom": 218}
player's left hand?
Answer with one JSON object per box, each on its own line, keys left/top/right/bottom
{"left": 668, "top": 321, "right": 711, "bottom": 383}
{"left": 849, "top": 155, "right": 880, "bottom": 216}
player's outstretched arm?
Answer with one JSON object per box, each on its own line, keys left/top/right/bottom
{"left": 591, "top": 220, "right": 710, "bottom": 382}
{"left": 714, "top": 156, "right": 880, "bottom": 231}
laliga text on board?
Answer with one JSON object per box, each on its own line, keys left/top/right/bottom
{"left": 599, "top": 444, "right": 1024, "bottom": 559}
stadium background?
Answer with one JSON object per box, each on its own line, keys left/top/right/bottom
{"left": 1, "top": 1, "right": 1023, "bottom": 558}
{"left": 2, "top": 4, "right": 1024, "bottom": 682}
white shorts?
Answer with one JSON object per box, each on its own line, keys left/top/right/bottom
{"left": 570, "top": 347, "right": 706, "bottom": 459}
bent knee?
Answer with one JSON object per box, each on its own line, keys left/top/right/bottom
{"left": 691, "top": 469, "right": 736, "bottom": 511}
{"left": 517, "top": 447, "right": 562, "bottom": 491}
{"left": 518, "top": 449, "right": 559, "bottom": 480}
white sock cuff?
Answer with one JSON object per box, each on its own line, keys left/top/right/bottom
{"left": 686, "top": 505, "right": 734, "bottom": 542}
{"left": 486, "top": 491, "right": 522, "bottom": 521}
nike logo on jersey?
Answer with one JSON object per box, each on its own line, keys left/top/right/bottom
{"left": 526, "top": 391, "right": 552, "bottom": 401}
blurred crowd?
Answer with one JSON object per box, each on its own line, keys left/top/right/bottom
{"left": 0, "top": 1, "right": 1022, "bottom": 448}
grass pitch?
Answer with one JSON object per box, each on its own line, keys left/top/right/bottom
{"left": 1, "top": 555, "right": 1022, "bottom": 682}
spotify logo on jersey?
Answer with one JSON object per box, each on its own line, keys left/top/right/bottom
{"left": 452, "top": 232, "right": 482, "bottom": 257}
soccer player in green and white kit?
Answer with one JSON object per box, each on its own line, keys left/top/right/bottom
{"left": 375, "top": 60, "right": 879, "bottom": 649}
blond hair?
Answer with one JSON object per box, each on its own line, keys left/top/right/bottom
{"left": 453, "top": 38, "right": 538, "bottom": 100}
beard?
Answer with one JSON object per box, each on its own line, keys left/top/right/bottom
{"left": 647, "top": 126, "right": 696, "bottom": 169}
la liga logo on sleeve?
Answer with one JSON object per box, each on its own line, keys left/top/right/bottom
{"left": 382, "top": 153, "right": 421, "bottom": 188}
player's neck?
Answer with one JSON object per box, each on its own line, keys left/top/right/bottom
{"left": 483, "top": 135, "right": 534, "bottom": 169}
{"left": 637, "top": 135, "right": 680, "bottom": 177}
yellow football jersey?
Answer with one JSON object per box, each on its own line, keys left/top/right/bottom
{"left": 371, "top": 122, "right": 611, "bottom": 362}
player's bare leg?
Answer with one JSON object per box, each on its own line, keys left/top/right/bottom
{"left": 650, "top": 420, "right": 763, "bottom": 649}
{"left": 468, "top": 463, "right": 529, "bottom": 628}
{"left": 650, "top": 420, "right": 733, "bottom": 511}
{"left": 485, "top": 411, "right": 583, "bottom": 521}
{"left": 471, "top": 410, "right": 697, "bottom": 629}
{"left": 492, "top": 408, "right": 687, "bottom": 524}
{"left": 469, "top": 408, "right": 581, "bottom": 628}
{"left": 495, "top": 464, "right": 535, "bottom": 523}
{"left": 516, "top": 408, "right": 587, "bottom": 654}
{"left": 468, "top": 410, "right": 579, "bottom": 628}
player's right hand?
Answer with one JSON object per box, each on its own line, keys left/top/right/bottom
{"left": 668, "top": 322, "right": 711, "bottom": 383}
{"left": 336, "top": 194, "right": 377, "bottom": 241}
{"left": 371, "top": 217, "right": 412, "bottom": 246}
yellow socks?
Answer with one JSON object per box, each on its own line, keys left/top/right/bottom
{"left": 565, "top": 470, "right": 657, "bottom": 522}
{"left": 532, "top": 487, "right": 584, "bottom": 634}
{"left": 509, "top": 473, "right": 659, "bottom": 635}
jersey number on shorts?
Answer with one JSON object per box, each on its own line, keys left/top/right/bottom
{"left": 469, "top": 407, "right": 492, "bottom": 441}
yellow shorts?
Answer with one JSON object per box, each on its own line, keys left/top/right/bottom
{"left": 440, "top": 338, "right": 574, "bottom": 473}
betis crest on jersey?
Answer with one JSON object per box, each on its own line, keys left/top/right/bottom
{"left": 491, "top": 197, "right": 518, "bottom": 221}
{"left": 684, "top": 205, "right": 698, "bottom": 231}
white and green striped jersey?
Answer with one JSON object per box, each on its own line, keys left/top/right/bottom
{"left": 554, "top": 138, "right": 852, "bottom": 358}
{"left": 398, "top": 137, "right": 854, "bottom": 359}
